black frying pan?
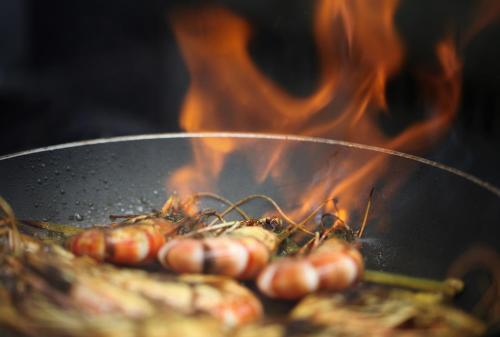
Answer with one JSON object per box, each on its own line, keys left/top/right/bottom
{"left": 1, "top": 132, "right": 499, "bottom": 323}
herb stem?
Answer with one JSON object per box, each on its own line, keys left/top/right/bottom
{"left": 363, "top": 270, "right": 464, "bottom": 297}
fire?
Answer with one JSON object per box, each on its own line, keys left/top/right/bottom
{"left": 167, "top": 0, "right": 464, "bottom": 222}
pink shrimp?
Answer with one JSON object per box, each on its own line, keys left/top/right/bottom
{"left": 68, "top": 217, "right": 178, "bottom": 265}
{"left": 257, "top": 238, "right": 364, "bottom": 299}
{"left": 157, "top": 225, "right": 280, "bottom": 280}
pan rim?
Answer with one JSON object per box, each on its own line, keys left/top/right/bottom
{"left": 1, "top": 131, "right": 499, "bottom": 196}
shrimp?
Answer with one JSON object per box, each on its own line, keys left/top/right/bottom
{"left": 68, "top": 217, "right": 178, "bottom": 265}
{"left": 0, "top": 210, "right": 262, "bottom": 331}
{"left": 178, "top": 274, "right": 262, "bottom": 326}
{"left": 255, "top": 191, "right": 372, "bottom": 300}
{"left": 257, "top": 238, "right": 364, "bottom": 299}
{"left": 157, "top": 221, "right": 281, "bottom": 280}
{"left": 63, "top": 194, "right": 243, "bottom": 265}
{"left": 1, "top": 250, "right": 262, "bottom": 331}
{"left": 156, "top": 193, "right": 346, "bottom": 280}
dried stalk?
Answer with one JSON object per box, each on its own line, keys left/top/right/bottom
{"left": 363, "top": 270, "right": 464, "bottom": 297}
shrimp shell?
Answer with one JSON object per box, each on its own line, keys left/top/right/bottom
{"left": 257, "top": 238, "right": 363, "bottom": 299}
{"left": 1, "top": 237, "right": 263, "bottom": 328}
{"left": 158, "top": 226, "right": 278, "bottom": 280}
{"left": 67, "top": 218, "right": 177, "bottom": 265}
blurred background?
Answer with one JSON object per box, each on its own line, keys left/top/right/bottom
{"left": 0, "top": 0, "right": 499, "bottom": 185}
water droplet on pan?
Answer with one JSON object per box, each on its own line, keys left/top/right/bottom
{"left": 70, "top": 213, "right": 84, "bottom": 221}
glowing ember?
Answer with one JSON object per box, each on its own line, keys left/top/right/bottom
{"left": 167, "top": 0, "right": 467, "bottom": 222}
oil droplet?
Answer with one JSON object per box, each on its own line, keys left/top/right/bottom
{"left": 60, "top": 189, "right": 65, "bottom": 195}
{"left": 36, "top": 178, "right": 42, "bottom": 184}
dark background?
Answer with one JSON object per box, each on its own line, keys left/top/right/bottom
{"left": 0, "top": 0, "right": 499, "bottom": 185}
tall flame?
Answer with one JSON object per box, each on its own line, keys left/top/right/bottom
{"left": 168, "top": 0, "right": 463, "bottom": 219}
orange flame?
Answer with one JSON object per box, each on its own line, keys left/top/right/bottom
{"left": 168, "top": 0, "right": 464, "bottom": 220}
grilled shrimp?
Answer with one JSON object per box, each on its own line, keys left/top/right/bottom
{"left": 257, "top": 238, "right": 363, "bottom": 299}
{"left": 1, "top": 232, "right": 262, "bottom": 330}
{"left": 68, "top": 217, "right": 178, "bottom": 265}
{"left": 158, "top": 224, "right": 280, "bottom": 280}
{"left": 67, "top": 194, "right": 221, "bottom": 265}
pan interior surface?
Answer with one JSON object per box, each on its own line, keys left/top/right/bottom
{"left": 0, "top": 133, "right": 498, "bottom": 280}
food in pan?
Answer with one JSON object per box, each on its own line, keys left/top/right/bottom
{"left": 0, "top": 194, "right": 490, "bottom": 337}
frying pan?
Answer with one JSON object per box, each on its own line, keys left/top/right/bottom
{"left": 1, "top": 132, "right": 499, "bottom": 327}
